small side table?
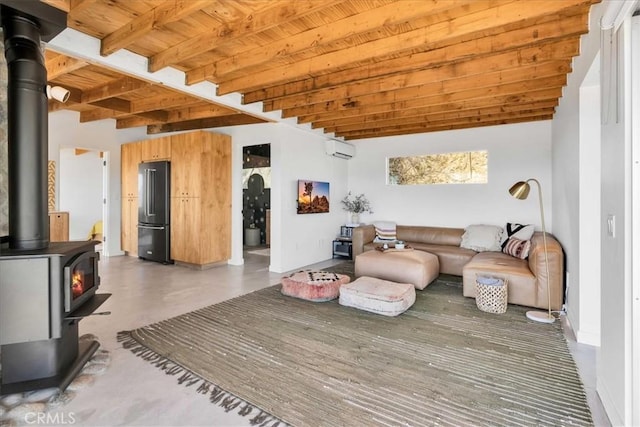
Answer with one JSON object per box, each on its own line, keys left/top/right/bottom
{"left": 332, "top": 239, "right": 352, "bottom": 259}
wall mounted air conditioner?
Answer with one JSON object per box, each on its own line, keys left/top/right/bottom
{"left": 325, "top": 139, "right": 355, "bottom": 159}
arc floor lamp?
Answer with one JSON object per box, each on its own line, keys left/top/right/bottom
{"left": 509, "top": 178, "right": 555, "bottom": 324}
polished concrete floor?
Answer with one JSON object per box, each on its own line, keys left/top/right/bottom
{"left": 57, "top": 250, "right": 610, "bottom": 426}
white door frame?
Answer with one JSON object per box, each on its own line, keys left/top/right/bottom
{"left": 630, "top": 13, "right": 639, "bottom": 427}
{"left": 101, "top": 151, "right": 110, "bottom": 257}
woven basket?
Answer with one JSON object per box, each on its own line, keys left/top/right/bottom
{"left": 475, "top": 276, "right": 508, "bottom": 314}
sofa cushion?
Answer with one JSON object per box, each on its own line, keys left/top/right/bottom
{"left": 460, "top": 224, "right": 503, "bottom": 252}
{"left": 409, "top": 242, "right": 476, "bottom": 276}
{"left": 502, "top": 237, "right": 531, "bottom": 259}
{"left": 396, "top": 225, "right": 464, "bottom": 246}
{"left": 374, "top": 221, "right": 397, "bottom": 242}
{"left": 501, "top": 223, "right": 535, "bottom": 247}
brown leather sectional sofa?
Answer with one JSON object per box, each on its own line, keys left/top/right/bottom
{"left": 351, "top": 224, "right": 564, "bottom": 311}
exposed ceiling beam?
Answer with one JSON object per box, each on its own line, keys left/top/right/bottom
{"left": 146, "top": 114, "right": 268, "bottom": 134}
{"left": 100, "top": 0, "right": 211, "bottom": 56}
{"left": 89, "top": 98, "right": 131, "bottom": 113}
{"left": 148, "top": 0, "right": 345, "bottom": 73}
{"left": 294, "top": 83, "right": 564, "bottom": 124}
{"left": 243, "top": 14, "right": 586, "bottom": 104}
{"left": 209, "top": 0, "right": 468, "bottom": 82}
{"left": 81, "top": 76, "right": 152, "bottom": 103}
{"left": 315, "top": 100, "right": 560, "bottom": 131}
{"left": 285, "top": 65, "right": 569, "bottom": 120}
{"left": 213, "top": 0, "right": 593, "bottom": 94}
{"left": 341, "top": 116, "right": 554, "bottom": 140}
{"left": 325, "top": 107, "right": 556, "bottom": 134}
{"left": 46, "top": 53, "right": 88, "bottom": 79}
{"left": 263, "top": 42, "right": 577, "bottom": 112}
{"left": 115, "top": 103, "right": 236, "bottom": 129}
{"left": 129, "top": 93, "right": 200, "bottom": 114}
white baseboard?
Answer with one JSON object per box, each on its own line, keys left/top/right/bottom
{"left": 576, "top": 330, "right": 601, "bottom": 347}
{"left": 228, "top": 257, "right": 244, "bottom": 266}
{"left": 597, "top": 376, "right": 624, "bottom": 426}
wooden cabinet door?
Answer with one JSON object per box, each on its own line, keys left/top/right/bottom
{"left": 121, "top": 143, "right": 141, "bottom": 197}
{"left": 141, "top": 136, "right": 171, "bottom": 161}
{"left": 170, "top": 197, "right": 201, "bottom": 263}
{"left": 171, "top": 132, "right": 202, "bottom": 198}
{"left": 200, "top": 132, "right": 232, "bottom": 262}
{"left": 121, "top": 197, "right": 138, "bottom": 255}
{"left": 49, "top": 211, "right": 69, "bottom": 242}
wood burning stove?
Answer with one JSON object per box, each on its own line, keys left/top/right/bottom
{"left": 0, "top": 242, "right": 110, "bottom": 394}
{"left": 0, "top": 2, "right": 111, "bottom": 395}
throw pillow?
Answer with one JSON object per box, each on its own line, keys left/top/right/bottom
{"left": 373, "top": 221, "right": 397, "bottom": 242}
{"left": 503, "top": 237, "right": 531, "bottom": 259}
{"left": 460, "top": 224, "right": 503, "bottom": 252}
{"left": 501, "top": 222, "right": 535, "bottom": 248}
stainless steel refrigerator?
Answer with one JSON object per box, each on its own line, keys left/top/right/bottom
{"left": 138, "top": 161, "right": 172, "bottom": 264}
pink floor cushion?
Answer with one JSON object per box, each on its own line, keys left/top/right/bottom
{"left": 281, "top": 270, "right": 351, "bottom": 302}
{"left": 339, "top": 276, "right": 416, "bottom": 316}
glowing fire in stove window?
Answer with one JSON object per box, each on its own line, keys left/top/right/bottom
{"left": 72, "top": 270, "right": 85, "bottom": 298}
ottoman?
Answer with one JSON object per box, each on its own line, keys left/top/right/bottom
{"left": 339, "top": 276, "right": 415, "bottom": 316}
{"left": 355, "top": 249, "right": 439, "bottom": 290}
{"left": 281, "top": 270, "right": 351, "bottom": 302}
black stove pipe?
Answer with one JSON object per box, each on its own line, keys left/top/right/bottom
{"left": 0, "top": 3, "right": 66, "bottom": 250}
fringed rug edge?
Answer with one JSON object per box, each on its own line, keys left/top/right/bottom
{"left": 116, "top": 330, "right": 288, "bottom": 427}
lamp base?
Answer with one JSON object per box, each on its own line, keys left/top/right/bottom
{"left": 525, "top": 310, "right": 555, "bottom": 323}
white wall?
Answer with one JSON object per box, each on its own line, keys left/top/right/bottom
{"left": 577, "top": 79, "right": 602, "bottom": 347}
{"left": 209, "top": 123, "right": 349, "bottom": 273}
{"left": 631, "top": 15, "right": 640, "bottom": 427}
{"left": 59, "top": 147, "right": 103, "bottom": 240}
{"left": 552, "top": 1, "right": 635, "bottom": 424}
{"left": 49, "top": 110, "right": 148, "bottom": 256}
{"left": 551, "top": 1, "right": 603, "bottom": 345}
{"left": 347, "top": 121, "right": 553, "bottom": 231}
{"left": 598, "top": 16, "right": 635, "bottom": 426}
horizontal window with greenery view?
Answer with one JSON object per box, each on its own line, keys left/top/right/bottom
{"left": 387, "top": 150, "right": 488, "bottom": 185}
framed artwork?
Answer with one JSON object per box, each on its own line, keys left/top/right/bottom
{"left": 297, "top": 180, "right": 329, "bottom": 214}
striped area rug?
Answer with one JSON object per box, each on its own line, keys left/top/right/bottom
{"left": 118, "top": 275, "right": 592, "bottom": 427}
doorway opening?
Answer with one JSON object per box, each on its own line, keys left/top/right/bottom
{"left": 242, "top": 144, "right": 271, "bottom": 258}
{"left": 58, "top": 147, "right": 107, "bottom": 254}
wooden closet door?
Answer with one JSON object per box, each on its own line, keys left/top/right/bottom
{"left": 121, "top": 197, "right": 138, "bottom": 255}
{"left": 171, "top": 197, "right": 201, "bottom": 263}
{"left": 141, "top": 136, "right": 171, "bottom": 161}
{"left": 171, "top": 133, "right": 202, "bottom": 198}
{"left": 121, "top": 142, "right": 141, "bottom": 197}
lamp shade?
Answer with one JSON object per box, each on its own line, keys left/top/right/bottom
{"left": 509, "top": 181, "right": 530, "bottom": 200}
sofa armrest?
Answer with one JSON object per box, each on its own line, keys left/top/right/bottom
{"left": 528, "top": 232, "right": 564, "bottom": 310}
{"left": 352, "top": 224, "right": 375, "bottom": 258}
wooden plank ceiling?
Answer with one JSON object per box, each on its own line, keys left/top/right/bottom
{"left": 43, "top": 0, "right": 599, "bottom": 140}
